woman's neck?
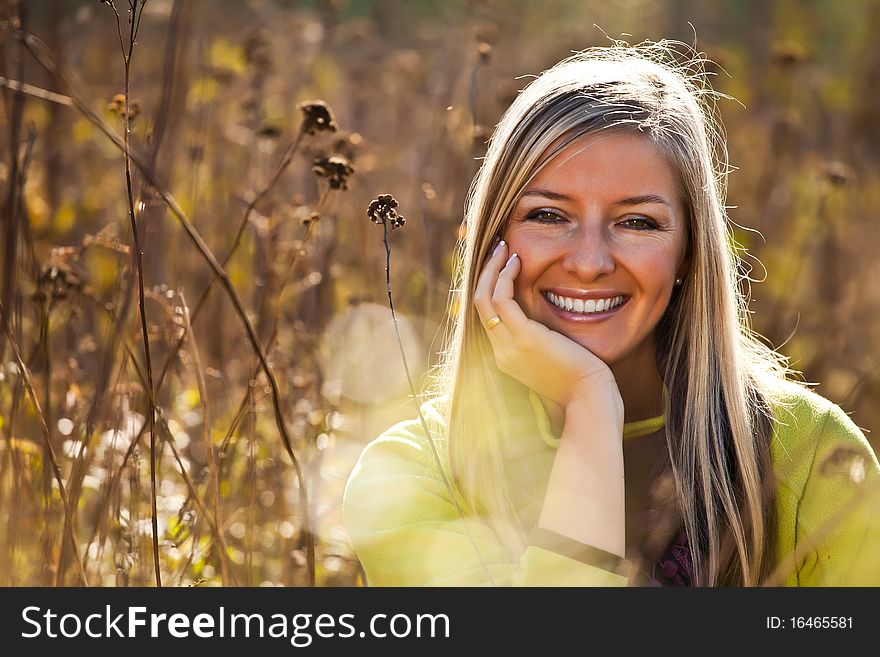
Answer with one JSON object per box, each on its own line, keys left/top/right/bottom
{"left": 611, "top": 348, "right": 665, "bottom": 424}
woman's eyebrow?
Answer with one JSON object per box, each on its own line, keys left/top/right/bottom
{"left": 520, "top": 187, "right": 571, "bottom": 201}
{"left": 613, "top": 194, "right": 672, "bottom": 208}
{"left": 521, "top": 188, "right": 672, "bottom": 208}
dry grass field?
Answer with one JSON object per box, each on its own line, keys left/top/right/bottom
{"left": 1, "top": 0, "right": 878, "bottom": 586}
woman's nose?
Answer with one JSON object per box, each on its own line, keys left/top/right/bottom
{"left": 560, "top": 228, "right": 616, "bottom": 281}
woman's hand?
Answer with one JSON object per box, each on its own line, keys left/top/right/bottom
{"left": 474, "top": 239, "right": 623, "bottom": 417}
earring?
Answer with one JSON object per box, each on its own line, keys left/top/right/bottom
{"left": 674, "top": 277, "right": 683, "bottom": 286}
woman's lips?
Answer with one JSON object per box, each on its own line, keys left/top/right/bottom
{"left": 542, "top": 291, "right": 629, "bottom": 322}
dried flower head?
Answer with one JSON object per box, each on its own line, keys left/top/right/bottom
{"left": 313, "top": 156, "right": 355, "bottom": 190}
{"left": 258, "top": 124, "right": 283, "bottom": 139}
{"left": 819, "top": 445, "right": 867, "bottom": 484}
{"left": 367, "top": 194, "right": 406, "bottom": 230}
{"left": 771, "top": 41, "right": 810, "bottom": 67}
{"left": 477, "top": 42, "right": 492, "bottom": 64}
{"left": 297, "top": 100, "right": 338, "bottom": 135}
{"left": 37, "top": 256, "right": 83, "bottom": 302}
{"left": 107, "top": 93, "right": 142, "bottom": 121}
{"left": 824, "top": 161, "right": 853, "bottom": 188}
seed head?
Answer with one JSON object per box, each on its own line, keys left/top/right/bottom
{"left": 258, "top": 124, "right": 283, "bottom": 139}
{"left": 367, "top": 194, "right": 406, "bottom": 230}
{"left": 824, "top": 160, "right": 852, "bottom": 188}
{"left": 37, "top": 255, "right": 83, "bottom": 302}
{"left": 771, "top": 41, "right": 810, "bottom": 67}
{"left": 477, "top": 42, "right": 492, "bottom": 64}
{"left": 820, "top": 446, "right": 867, "bottom": 484}
{"left": 313, "top": 156, "right": 355, "bottom": 190}
{"left": 297, "top": 100, "right": 338, "bottom": 135}
{"left": 107, "top": 93, "right": 142, "bottom": 122}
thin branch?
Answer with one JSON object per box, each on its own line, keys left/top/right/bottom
{"left": 109, "top": 0, "right": 161, "bottom": 588}
{"left": 0, "top": 76, "right": 72, "bottom": 105}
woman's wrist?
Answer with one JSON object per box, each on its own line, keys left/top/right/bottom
{"left": 565, "top": 379, "right": 625, "bottom": 432}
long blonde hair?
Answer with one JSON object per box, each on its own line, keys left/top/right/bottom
{"left": 429, "top": 41, "right": 794, "bottom": 586}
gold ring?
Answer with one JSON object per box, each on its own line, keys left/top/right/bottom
{"left": 486, "top": 315, "right": 502, "bottom": 330}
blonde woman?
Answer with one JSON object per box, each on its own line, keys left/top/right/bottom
{"left": 343, "top": 42, "right": 880, "bottom": 586}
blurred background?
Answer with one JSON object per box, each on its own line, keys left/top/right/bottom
{"left": 1, "top": 0, "right": 878, "bottom": 586}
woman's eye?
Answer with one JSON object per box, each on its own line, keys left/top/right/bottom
{"left": 620, "top": 216, "right": 658, "bottom": 230}
{"left": 525, "top": 209, "right": 565, "bottom": 224}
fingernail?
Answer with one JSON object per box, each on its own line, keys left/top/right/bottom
{"left": 492, "top": 239, "right": 506, "bottom": 257}
{"left": 504, "top": 252, "right": 518, "bottom": 268}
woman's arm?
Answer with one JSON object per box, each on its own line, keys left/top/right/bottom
{"left": 787, "top": 402, "right": 880, "bottom": 586}
{"left": 538, "top": 387, "right": 626, "bottom": 558}
{"left": 343, "top": 403, "right": 630, "bottom": 586}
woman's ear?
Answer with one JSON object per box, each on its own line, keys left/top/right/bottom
{"left": 675, "top": 252, "right": 691, "bottom": 285}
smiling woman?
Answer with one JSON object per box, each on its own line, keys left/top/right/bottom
{"left": 502, "top": 132, "right": 689, "bottom": 432}
{"left": 343, "top": 41, "right": 880, "bottom": 587}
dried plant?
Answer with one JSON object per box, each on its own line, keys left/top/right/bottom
{"left": 0, "top": 0, "right": 877, "bottom": 589}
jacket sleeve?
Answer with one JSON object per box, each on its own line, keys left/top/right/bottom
{"left": 793, "top": 403, "right": 880, "bottom": 586}
{"left": 343, "top": 410, "right": 628, "bottom": 587}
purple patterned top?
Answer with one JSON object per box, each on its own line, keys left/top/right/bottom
{"left": 646, "top": 528, "right": 694, "bottom": 586}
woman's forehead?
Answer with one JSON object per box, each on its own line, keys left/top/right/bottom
{"left": 527, "top": 132, "right": 680, "bottom": 197}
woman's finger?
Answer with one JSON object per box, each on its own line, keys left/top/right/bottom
{"left": 492, "top": 252, "right": 533, "bottom": 335}
{"left": 473, "top": 240, "right": 518, "bottom": 349}
{"left": 473, "top": 239, "right": 509, "bottom": 321}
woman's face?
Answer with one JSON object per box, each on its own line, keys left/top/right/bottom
{"left": 502, "top": 131, "right": 689, "bottom": 370}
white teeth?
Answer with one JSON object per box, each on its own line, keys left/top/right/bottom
{"left": 547, "top": 293, "right": 624, "bottom": 314}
